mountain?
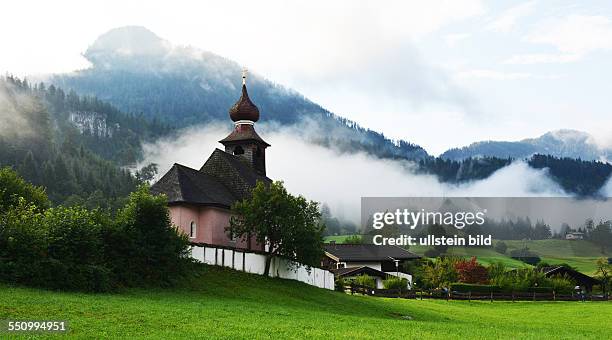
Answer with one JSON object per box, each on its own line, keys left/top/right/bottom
{"left": 441, "top": 130, "right": 611, "bottom": 162}
{"left": 42, "top": 26, "right": 612, "bottom": 197}
{"left": 51, "top": 26, "right": 428, "bottom": 161}
{"left": 0, "top": 76, "right": 145, "bottom": 207}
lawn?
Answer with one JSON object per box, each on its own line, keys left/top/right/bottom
{"left": 1, "top": 265, "right": 611, "bottom": 339}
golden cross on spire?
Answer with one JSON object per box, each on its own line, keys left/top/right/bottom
{"left": 242, "top": 67, "right": 248, "bottom": 85}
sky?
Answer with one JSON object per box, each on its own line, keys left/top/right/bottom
{"left": 1, "top": 0, "right": 612, "bottom": 155}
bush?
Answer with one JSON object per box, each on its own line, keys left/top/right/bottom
{"left": 354, "top": 274, "right": 376, "bottom": 288}
{"left": 548, "top": 274, "right": 575, "bottom": 294}
{"left": 383, "top": 276, "right": 408, "bottom": 290}
{"left": 422, "top": 257, "right": 458, "bottom": 289}
{"left": 0, "top": 176, "right": 191, "bottom": 291}
{"left": 0, "top": 167, "right": 49, "bottom": 214}
{"left": 450, "top": 283, "right": 501, "bottom": 293}
{"left": 454, "top": 257, "right": 488, "bottom": 284}
{"left": 335, "top": 277, "right": 347, "bottom": 292}
{"left": 494, "top": 241, "right": 507, "bottom": 254}
{"left": 104, "top": 186, "right": 191, "bottom": 287}
{"left": 424, "top": 248, "right": 441, "bottom": 258}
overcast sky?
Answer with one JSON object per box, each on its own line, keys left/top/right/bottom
{"left": 2, "top": 0, "right": 612, "bottom": 155}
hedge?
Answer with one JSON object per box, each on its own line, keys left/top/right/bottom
{"left": 450, "top": 283, "right": 501, "bottom": 293}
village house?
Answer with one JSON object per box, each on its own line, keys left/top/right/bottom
{"left": 565, "top": 232, "right": 584, "bottom": 240}
{"left": 151, "top": 72, "right": 270, "bottom": 250}
{"left": 322, "top": 242, "right": 420, "bottom": 288}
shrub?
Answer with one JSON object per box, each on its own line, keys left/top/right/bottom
{"left": 450, "top": 283, "right": 501, "bottom": 293}
{"left": 0, "top": 178, "right": 191, "bottom": 291}
{"left": 422, "top": 257, "right": 458, "bottom": 289}
{"left": 354, "top": 274, "right": 376, "bottom": 288}
{"left": 0, "top": 167, "right": 49, "bottom": 214}
{"left": 487, "top": 262, "right": 507, "bottom": 281}
{"left": 335, "top": 277, "right": 347, "bottom": 292}
{"left": 383, "top": 276, "right": 408, "bottom": 290}
{"left": 494, "top": 241, "right": 507, "bottom": 254}
{"left": 548, "top": 274, "right": 575, "bottom": 294}
{"left": 454, "top": 257, "right": 488, "bottom": 284}
{"left": 104, "top": 186, "right": 191, "bottom": 287}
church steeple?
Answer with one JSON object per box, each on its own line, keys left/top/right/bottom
{"left": 228, "top": 68, "right": 260, "bottom": 123}
{"left": 220, "top": 70, "right": 270, "bottom": 175}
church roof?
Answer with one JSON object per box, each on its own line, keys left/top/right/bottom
{"left": 151, "top": 163, "right": 237, "bottom": 208}
{"left": 151, "top": 149, "right": 272, "bottom": 208}
{"left": 219, "top": 123, "right": 270, "bottom": 146}
{"left": 229, "top": 84, "right": 260, "bottom": 122}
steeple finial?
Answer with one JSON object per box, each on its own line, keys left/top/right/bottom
{"left": 242, "top": 67, "right": 248, "bottom": 85}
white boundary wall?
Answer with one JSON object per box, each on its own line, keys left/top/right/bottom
{"left": 190, "top": 245, "right": 335, "bottom": 290}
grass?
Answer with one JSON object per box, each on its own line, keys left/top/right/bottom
{"left": 1, "top": 265, "right": 611, "bottom": 339}
{"left": 325, "top": 235, "right": 609, "bottom": 274}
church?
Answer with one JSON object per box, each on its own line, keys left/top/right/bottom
{"left": 151, "top": 73, "right": 270, "bottom": 250}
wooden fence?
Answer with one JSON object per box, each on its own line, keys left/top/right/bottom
{"left": 346, "top": 284, "right": 611, "bottom": 302}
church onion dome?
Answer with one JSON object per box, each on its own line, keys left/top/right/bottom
{"left": 229, "top": 84, "right": 260, "bottom": 122}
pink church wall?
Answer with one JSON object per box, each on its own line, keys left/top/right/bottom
{"left": 169, "top": 205, "right": 263, "bottom": 250}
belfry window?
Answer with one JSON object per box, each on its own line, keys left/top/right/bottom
{"left": 233, "top": 146, "right": 244, "bottom": 155}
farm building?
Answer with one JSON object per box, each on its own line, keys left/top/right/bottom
{"left": 538, "top": 265, "right": 601, "bottom": 292}
{"left": 322, "top": 243, "right": 420, "bottom": 288}
{"left": 565, "top": 232, "right": 584, "bottom": 240}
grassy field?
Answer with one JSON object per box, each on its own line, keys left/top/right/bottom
{"left": 1, "top": 265, "right": 611, "bottom": 339}
{"left": 324, "top": 236, "right": 608, "bottom": 274}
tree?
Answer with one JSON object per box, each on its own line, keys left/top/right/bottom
{"left": 106, "top": 186, "right": 191, "bottom": 286}
{"left": 228, "top": 181, "right": 325, "bottom": 276}
{"left": 454, "top": 257, "right": 489, "bottom": 284}
{"left": 422, "top": 257, "right": 458, "bottom": 289}
{"left": 0, "top": 167, "right": 49, "bottom": 214}
{"left": 595, "top": 257, "right": 611, "bottom": 297}
{"left": 590, "top": 221, "right": 612, "bottom": 253}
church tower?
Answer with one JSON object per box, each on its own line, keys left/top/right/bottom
{"left": 219, "top": 70, "right": 270, "bottom": 175}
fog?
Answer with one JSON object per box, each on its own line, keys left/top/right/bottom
{"left": 141, "top": 121, "right": 569, "bottom": 223}
{"left": 0, "top": 82, "right": 34, "bottom": 139}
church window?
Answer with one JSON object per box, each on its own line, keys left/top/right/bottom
{"left": 234, "top": 146, "right": 244, "bottom": 155}
{"left": 190, "top": 221, "right": 197, "bottom": 238}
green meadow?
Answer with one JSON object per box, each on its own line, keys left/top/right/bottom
{"left": 1, "top": 265, "right": 611, "bottom": 339}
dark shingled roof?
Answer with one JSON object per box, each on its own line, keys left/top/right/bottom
{"left": 324, "top": 244, "right": 420, "bottom": 262}
{"left": 229, "top": 84, "right": 260, "bottom": 122}
{"left": 219, "top": 123, "right": 270, "bottom": 146}
{"left": 201, "top": 149, "right": 271, "bottom": 192}
{"left": 151, "top": 163, "right": 237, "bottom": 208}
{"left": 151, "top": 149, "right": 272, "bottom": 208}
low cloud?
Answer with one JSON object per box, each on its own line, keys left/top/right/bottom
{"left": 142, "top": 122, "right": 568, "bottom": 223}
{"left": 0, "top": 81, "right": 34, "bottom": 139}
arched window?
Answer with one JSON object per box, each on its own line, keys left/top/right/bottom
{"left": 189, "top": 221, "right": 197, "bottom": 238}
{"left": 255, "top": 147, "right": 262, "bottom": 157}
{"left": 233, "top": 146, "right": 244, "bottom": 155}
